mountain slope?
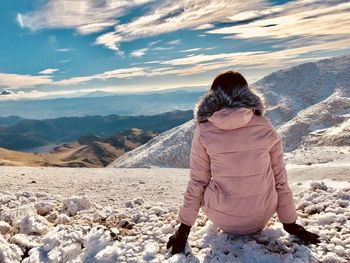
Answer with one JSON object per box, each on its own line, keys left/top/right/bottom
{"left": 302, "top": 118, "right": 350, "bottom": 148}
{"left": 278, "top": 89, "right": 350, "bottom": 151}
{"left": 109, "top": 121, "right": 195, "bottom": 168}
{"left": 109, "top": 55, "right": 350, "bottom": 168}
{"left": 0, "top": 128, "right": 157, "bottom": 167}
{"left": 252, "top": 55, "right": 350, "bottom": 127}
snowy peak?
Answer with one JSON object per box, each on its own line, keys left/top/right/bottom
{"left": 278, "top": 88, "right": 350, "bottom": 151}
{"left": 252, "top": 55, "right": 350, "bottom": 127}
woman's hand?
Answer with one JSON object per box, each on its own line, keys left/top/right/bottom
{"left": 283, "top": 222, "right": 320, "bottom": 245}
{"left": 166, "top": 223, "right": 191, "bottom": 255}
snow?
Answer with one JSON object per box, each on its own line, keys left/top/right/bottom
{"left": 109, "top": 120, "right": 195, "bottom": 168}
{"left": 0, "top": 235, "right": 23, "bottom": 263}
{"left": 0, "top": 182, "right": 350, "bottom": 262}
{"left": 278, "top": 89, "right": 350, "bottom": 151}
{"left": 62, "top": 196, "right": 92, "bottom": 216}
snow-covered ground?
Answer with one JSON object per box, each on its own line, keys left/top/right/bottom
{"left": 0, "top": 178, "right": 350, "bottom": 262}
{"left": 1, "top": 147, "right": 350, "bottom": 207}
{"left": 1, "top": 145, "right": 350, "bottom": 262}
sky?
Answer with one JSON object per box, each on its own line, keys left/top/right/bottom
{"left": 0, "top": 0, "right": 349, "bottom": 99}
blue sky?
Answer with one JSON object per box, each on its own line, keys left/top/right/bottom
{"left": 0, "top": 0, "right": 349, "bottom": 99}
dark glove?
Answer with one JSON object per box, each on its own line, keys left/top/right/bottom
{"left": 283, "top": 222, "right": 320, "bottom": 245}
{"left": 166, "top": 223, "right": 191, "bottom": 255}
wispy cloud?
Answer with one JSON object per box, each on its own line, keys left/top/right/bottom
{"left": 0, "top": 73, "right": 53, "bottom": 89}
{"left": 95, "top": 0, "right": 264, "bottom": 51}
{"left": 39, "top": 68, "right": 59, "bottom": 74}
{"left": 180, "top": 48, "right": 202, "bottom": 53}
{"left": 17, "top": 0, "right": 155, "bottom": 35}
{"left": 59, "top": 59, "right": 71, "bottom": 64}
{"left": 152, "top": 46, "right": 174, "bottom": 51}
{"left": 148, "top": 40, "right": 161, "bottom": 46}
{"left": 55, "top": 48, "right": 72, "bottom": 52}
{"left": 207, "top": 1, "right": 350, "bottom": 42}
{"left": 193, "top": 23, "right": 214, "bottom": 30}
{"left": 167, "top": 39, "right": 181, "bottom": 45}
{"left": 130, "top": 48, "right": 149, "bottom": 57}
{"left": 55, "top": 67, "right": 146, "bottom": 85}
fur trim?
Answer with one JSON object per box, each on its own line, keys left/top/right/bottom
{"left": 194, "top": 87, "right": 265, "bottom": 123}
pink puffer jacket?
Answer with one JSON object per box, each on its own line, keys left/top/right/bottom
{"left": 178, "top": 88, "right": 297, "bottom": 235}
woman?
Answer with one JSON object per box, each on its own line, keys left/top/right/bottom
{"left": 167, "top": 71, "right": 320, "bottom": 255}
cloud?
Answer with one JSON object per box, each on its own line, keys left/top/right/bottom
{"left": 59, "top": 59, "right": 71, "bottom": 64}
{"left": 55, "top": 67, "right": 146, "bottom": 85}
{"left": 148, "top": 40, "right": 161, "bottom": 46}
{"left": 152, "top": 46, "right": 174, "bottom": 51}
{"left": 180, "top": 48, "right": 202, "bottom": 53}
{"left": 207, "top": 1, "right": 350, "bottom": 42}
{"left": 130, "top": 48, "right": 149, "bottom": 57}
{"left": 152, "top": 36, "right": 350, "bottom": 76}
{"left": 0, "top": 73, "right": 53, "bottom": 89}
{"left": 193, "top": 23, "right": 214, "bottom": 30}
{"left": 227, "top": 8, "right": 276, "bottom": 21}
{"left": 160, "top": 51, "right": 266, "bottom": 66}
{"left": 95, "top": 0, "right": 264, "bottom": 50}
{"left": 17, "top": 0, "right": 154, "bottom": 35}
{"left": 39, "top": 68, "right": 59, "bottom": 75}
{"left": 55, "top": 48, "right": 72, "bottom": 52}
{"left": 167, "top": 39, "right": 181, "bottom": 45}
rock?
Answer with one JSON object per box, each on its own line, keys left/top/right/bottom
{"left": 0, "top": 221, "right": 11, "bottom": 235}
{"left": 35, "top": 201, "right": 55, "bottom": 216}
{"left": 55, "top": 214, "right": 71, "bottom": 225}
{"left": 10, "top": 234, "right": 40, "bottom": 251}
{"left": 119, "top": 219, "right": 134, "bottom": 229}
{"left": 62, "top": 196, "right": 92, "bottom": 216}
{"left": 45, "top": 211, "right": 58, "bottom": 223}
{"left": 0, "top": 205, "right": 37, "bottom": 227}
{"left": 0, "top": 235, "right": 23, "bottom": 263}
{"left": 19, "top": 215, "right": 49, "bottom": 235}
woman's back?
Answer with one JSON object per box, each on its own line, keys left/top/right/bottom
{"left": 178, "top": 84, "right": 297, "bottom": 234}
{"left": 197, "top": 106, "right": 280, "bottom": 234}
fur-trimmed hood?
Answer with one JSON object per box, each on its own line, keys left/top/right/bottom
{"left": 194, "top": 87, "right": 265, "bottom": 124}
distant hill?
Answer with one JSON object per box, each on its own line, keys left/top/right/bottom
{"left": 0, "top": 110, "right": 193, "bottom": 151}
{"left": 0, "top": 116, "right": 24, "bottom": 126}
{"left": 0, "top": 89, "right": 205, "bottom": 119}
{"left": 0, "top": 128, "right": 157, "bottom": 167}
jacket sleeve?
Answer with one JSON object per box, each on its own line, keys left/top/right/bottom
{"left": 177, "top": 124, "right": 211, "bottom": 226}
{"left": 270, "top": 129, "right": 298, "bottom": 224}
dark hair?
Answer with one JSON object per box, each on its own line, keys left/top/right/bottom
{"left": 210, "top": 70, "right": 248, "bottom": 95}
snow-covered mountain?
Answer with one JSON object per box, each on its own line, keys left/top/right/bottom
{"left": 109, "top": 121, "right": 195, "bottom": 168}
{"left": 252, "top": 55, "right": 350, "bottom": 127}
{"left": 304, "top": 118, "right": 350, "bottom": 148}
{"left": 278, "top": 89, "right": 350, "bottom": 151}
{"left": 109, "top": 55, "right": 350, "bottom": 168}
